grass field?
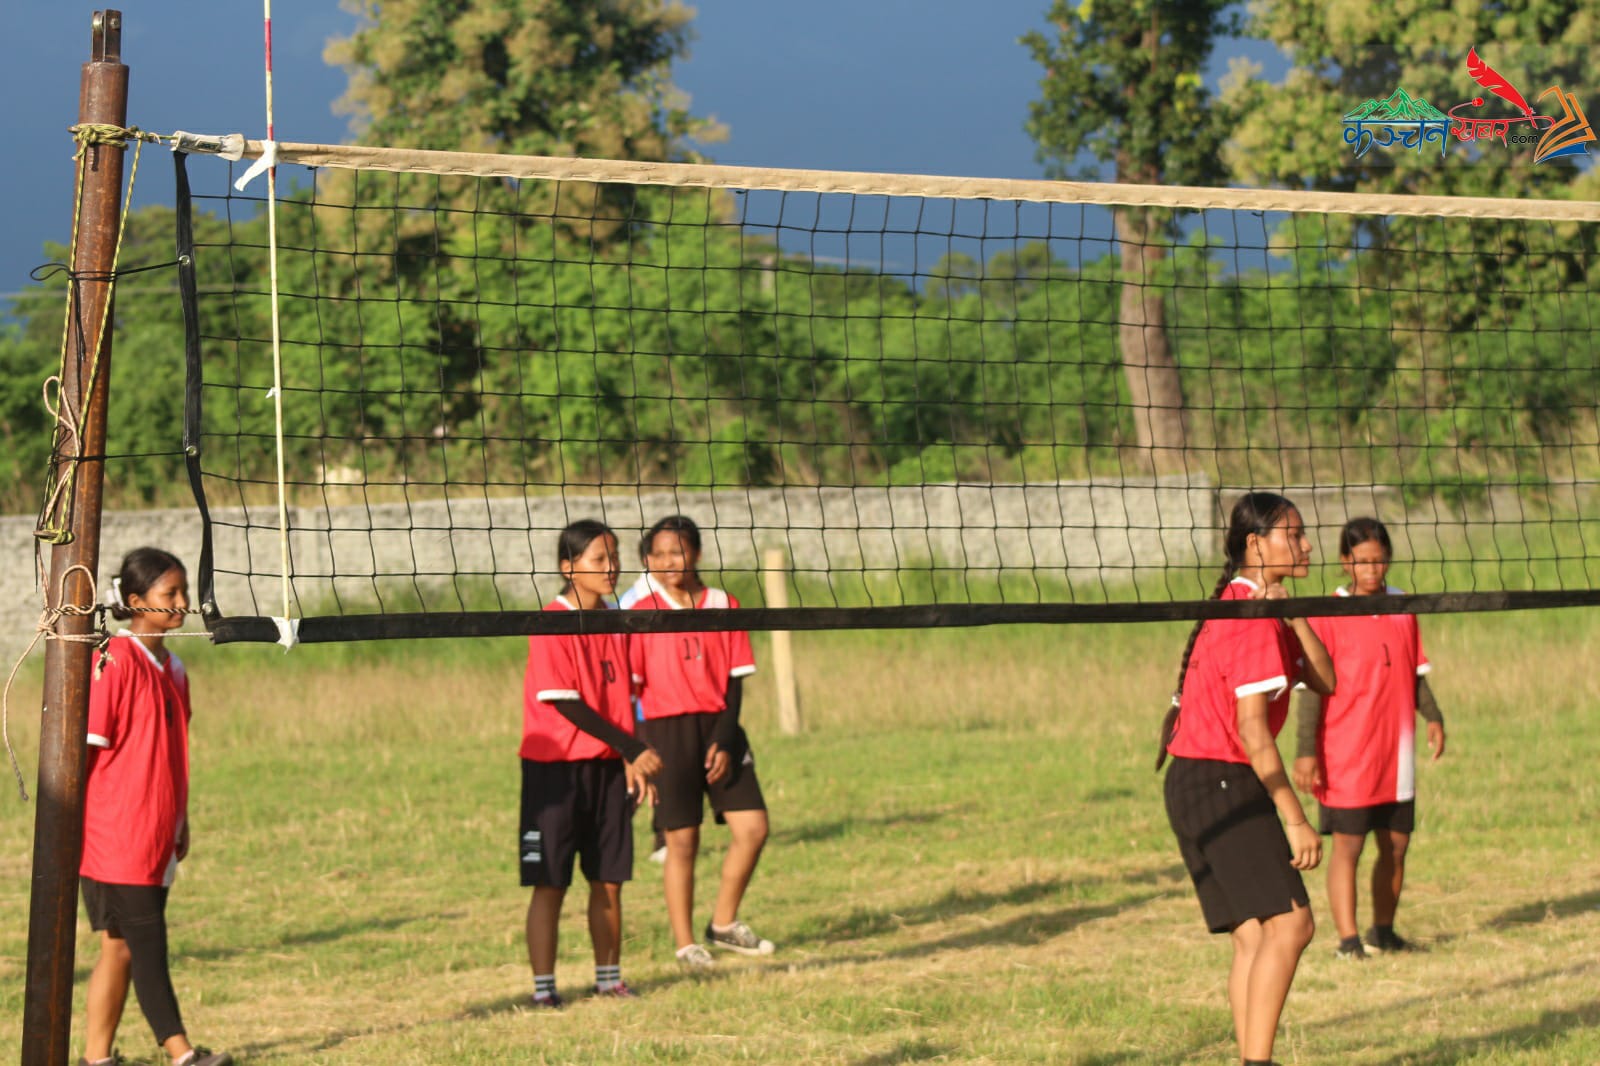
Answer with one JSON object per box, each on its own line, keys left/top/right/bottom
{"left": 2, "top": 608, "right": 1598, "bottom": 1064}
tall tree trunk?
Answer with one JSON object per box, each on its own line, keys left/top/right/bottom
{"left": 1114, "top": 207, "right": 1189, "bottom": 476}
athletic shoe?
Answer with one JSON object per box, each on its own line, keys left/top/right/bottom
{"left": 1364, "top": 927, "right": 1414, "bottom": 954}
{"left": 676, "top": 942, "right": 716, "bottom": 969}
{"left": 176, "top": 1050, "right": 233, "bottom": 1066}
{"left": 529, "top": 992, "right": 565, "bottom": 1010}
{"left": 78, "top": 1055, "right": 127, "bottom": 1066}
{"left": 648, "top": 844, "right": 667, "bottom": 864}
{"left": 1334, "top": 941, "right": 1368, "bottom": 961}
{"left": 705, "top": 919, "right": 775, "bottom": 956}
{"left": 593, "top": 981, "right": 638, "bottom": 999}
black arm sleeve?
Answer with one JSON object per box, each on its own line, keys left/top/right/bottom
{"left": 1294, "top": 686, "right": 1324, "bottom": 761}
{"left": 712, "top": 676, "right": 745, "bottom": 758}
{"left": 1416, "top": 675, "right": 1444, "bottom": 725}
{"left": 552, "top": 700, "right": 648, "bottom": 762}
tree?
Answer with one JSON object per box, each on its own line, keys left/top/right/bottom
{"left": 1024, "top": 0, "right": 1236, "bottom": 476}
{"left": 1222, "top": 1, "right": 1600, "bottom": 202}
{"left": 1221, "top": 2, "right": 1600, "bottom": 488}
{"left": 326, "top": 0, "right": 721, "bottom": 160}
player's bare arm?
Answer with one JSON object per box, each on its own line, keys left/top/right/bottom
{"left": 1237, "top": 691, "right": 1321, "bottom": 871}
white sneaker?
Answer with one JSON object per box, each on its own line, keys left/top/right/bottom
{"left": 648, "top": 845, "right": 667, "bottom": 864}
{"left": 675, "top": 942, "right": 715, "bottom": 969}
{"left": 705, "top": 919, "right": 775, "bottom": 956}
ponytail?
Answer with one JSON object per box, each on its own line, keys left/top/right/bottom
{"left": 1155, "top": 491, "right": 1296, "bottom": 771}
{"left": 1154, "top": 563, "right": 1235, "bottom": 770}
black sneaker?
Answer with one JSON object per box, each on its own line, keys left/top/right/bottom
{"left": 529, "top": 992, "right": 565, "bottom": 1010}
{"left": 705, "top": 919, "right": 775, "bottom": 956}
{"left": 1364, "top": 926, "right": 1413, "bottom": 954}
{"left": 1335, "top": 940, "right": 1369, "bottom": 961}
{"left": 176, "top": 1050, "right": 233, "bottom": 1066}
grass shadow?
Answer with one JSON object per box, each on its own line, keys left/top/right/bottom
{"left": 177, "top": 911, "right": 464, "bottom": 965}
{"left": 790, "top": 877, "right": 1071, "bottom": 944}
{"left": 885, "top": 891, "right": 1165, "bottom": 960}
{"left": 774, "top": 810, "right": 944, "bottom": 846}
{"left": 853, "top": 1039, "right": 955, "bottom": 1064}
{"left": 1487, "top": 889, "right": 1600, "bottom": 928}
{"left": 1373, "top": 999, "right": 1600, "bottom": 1065}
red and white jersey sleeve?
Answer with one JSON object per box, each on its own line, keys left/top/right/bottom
{"left": 1309, "top": 588, "right": 1432, "bottom": 807}
{"left": 81, "top": 635, "right": 191, "bottom": 886}
{"left": 521, "top": 598, "right": 635, "bottom": 762}
{"left": 629, "top": 582, "right": 756, "bottom": 720}
{"left": 1166, "top": 579, "right": 1304, "bottom": 765}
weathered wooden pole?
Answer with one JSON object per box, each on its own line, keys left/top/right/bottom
{"left": 22, "top": 11, "right": 128, "bottom": 1065}
{"left": 761, "top": 548, "right": 802, "bottom": 735}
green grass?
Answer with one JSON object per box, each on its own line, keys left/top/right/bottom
{"left": 2, "top": 611, "right": 1599, "bottom": 1063}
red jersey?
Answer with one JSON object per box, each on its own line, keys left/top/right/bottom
{"left": 81, "top": 634, "right": 191, "bottom": 886}
{"left": 1167, "top": 578, "right": 1305, "bottom": 765}
{"left": 1307, "top": 587, "right": 1431, "bottom": 807}
{"left": 627, "top": 581, "right": 757, "bottom": 720}
{"left": 521, "top": 597, "right": 636, "bottom": 762}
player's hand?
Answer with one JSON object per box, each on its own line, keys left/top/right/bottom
{"left": 630, "top": 747, "right": 663, "bottom": 780}
{"left": 1287, "top": 819, "right": 1322, "bottom": 870}
{"left": 175, "top": 819, "right": 190, "bottom": 862}
{"left": 705, "top": 742, "right": 731, "bottom": 785}
{"left": 624, "top": 761, "right": 658, "bottom": 810}
{"left": 1292, "top": 755, "right": 1323, "bottom": 793}
{"left": 1427, "top": 720, "right": 1446, "bottom": 760}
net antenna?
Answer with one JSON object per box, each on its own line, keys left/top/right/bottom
{"left": 168, "top": 138, "right": 1600, "bottom": 643}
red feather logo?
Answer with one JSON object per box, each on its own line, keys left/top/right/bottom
{"left": 1467, "top": 47, "right": 1534, "bottom": 117}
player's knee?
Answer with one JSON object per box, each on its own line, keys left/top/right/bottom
{"left": 666, "top": 826, "right": 700, "bottom": 857}
{"left": 1264, "top": 904, "right": 1314, "bottom": 951}
{"left": 100, "top": 934, "right": 132, "bottom": 968}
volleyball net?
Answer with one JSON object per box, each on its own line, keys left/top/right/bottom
{"left": 165, "top": 141, "right": 1600, "bottom": 642}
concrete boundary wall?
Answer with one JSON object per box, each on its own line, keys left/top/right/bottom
{"left": 0, "top": 477, "right": 1450, "bottom": 662}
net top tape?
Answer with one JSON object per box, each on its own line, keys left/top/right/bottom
{"left": 234, "top": 139, "right": 1600, "bottom": 223}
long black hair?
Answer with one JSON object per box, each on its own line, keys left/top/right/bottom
{"left": 109, "top": 547, "right": 185, "bottom": 621}
{"left": 1155, "top": 492, "right": 1298, "bottom": 769}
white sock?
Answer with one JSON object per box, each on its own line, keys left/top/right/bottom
{"left": 595, "top": 963, "right": 622, "bottom": 991}
{"left": 533, "top": 973, "right": 557, "bottom": 1001}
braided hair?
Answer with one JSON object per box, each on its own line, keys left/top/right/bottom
{"left": 1155, "top": 491, "right": 1298, "bottom": 770}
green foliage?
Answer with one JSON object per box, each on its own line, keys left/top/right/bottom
{"left": 3, "top": 186, "right": 1596, "bottom": 515}
{"left": 326, "top": 0, "right": 720, "bottom": 161}
{"left": 1023, "top": 0, "right": 1237, "bottom": 187}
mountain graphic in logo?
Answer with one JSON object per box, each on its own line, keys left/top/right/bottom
{"left": 1344, "top": 88, "right": 1449, "bottom": 122}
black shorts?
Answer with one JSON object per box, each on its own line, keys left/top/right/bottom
{"left": 639, "top": 713, "right": 766, "bottom": 833}
{"left": 1165, "top": 756, "right": 1310, "bottom": 934}
{"left": 81, "top": 877, "right": 169, "bottom": 937}
{"left": 519, "top": 758, "right": 634, "bottom": 888}
{"left": 1320, "top": 799, "right": 1416, "bottom": 837}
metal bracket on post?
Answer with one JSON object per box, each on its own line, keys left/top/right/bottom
{"left": 91, "top": 9, "right": 121, "bottom": 62}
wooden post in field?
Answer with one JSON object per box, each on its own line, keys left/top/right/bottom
{"left": 23, "top": 12, "right": 128, "bottom": 1066}
{"left": 762, "top": 549, "right": 802, "bottom": 735}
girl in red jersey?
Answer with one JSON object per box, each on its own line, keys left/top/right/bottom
{"left": 628, "top": 515, "right": 772, "bottom": 969}
{"left": 1158, "top": 493, "right": 1336, "bottom": 1066}
{"left": 521, "top": 520, "right": 662, "bottom": 1007}
{"left": 1292, "top": 517, "right": 1446, "bottom": 959}
{"left": 80, "top": 548, "right": 230, "bottom": 1066}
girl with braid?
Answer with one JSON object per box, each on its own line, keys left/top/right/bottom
{"left": 1157, "top": 492, "right": 1336, "bottom": 1066}
{"left": 1292, "top": 516, "right": 1445, "bottom": 959}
